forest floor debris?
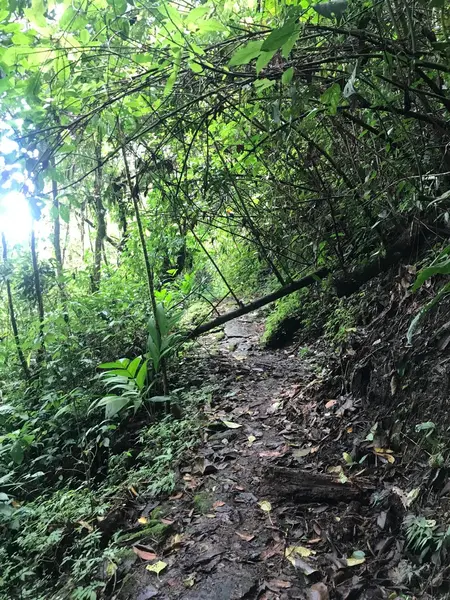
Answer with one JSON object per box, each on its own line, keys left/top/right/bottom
{"left": 113, "top": 310, "right": 449, "bottom": 600}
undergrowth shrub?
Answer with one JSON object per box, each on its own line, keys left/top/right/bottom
{"left": 262, "top": 288, "right": 323, "bottom": 347}
{"left": 323, "top": 298, "right": 358, "bottom": 348}
{"left": 0, "top": 383, "right": 211, "bottom": 599}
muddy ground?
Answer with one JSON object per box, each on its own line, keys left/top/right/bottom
{"left": 113, "top": 285, "right": 450, "bottom": 600}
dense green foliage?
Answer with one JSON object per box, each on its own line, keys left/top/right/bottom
{"left": 0, "top": 0, "right": 449, "bottom": 596}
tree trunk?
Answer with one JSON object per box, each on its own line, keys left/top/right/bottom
{"left": 188, "top": 223, "right": 430, "bottom": 339}
{"left": 2, "top": 234, "right": 31, "bottom": 381}
{"left": 189, "top": 267, "right": 329, "bottom": 337}
{"left": 50, "top": 165, "right": 69, "bottom": 317}
{"left": 30, "top": 222, "right": 45, "bottom": 365}
{"left": 264, "top": 466, "right": 373, "bottom": 501}
{"left": 91, "top": 137, "right": 106, "bottom": 292}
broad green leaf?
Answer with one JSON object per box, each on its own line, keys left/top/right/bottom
{"left": 197, "top": 19, "right": 228, "bottom": 33}
{"left": 59, "top": 204, "right": 70, "bottom": 223}
{"left": 261, "top": 20, "right": 298, "bottom": 52}
{"left": 24, "top": 0, "right": 47, "bottom": 27}
{"left": 98, "top": 359, "right": 130, "bottom": 369}
{"left": 253, "top": 78, "right": 276, "bottom": 92}
{"left": 186, "top": 6, "right": 211, "bottom": 23}
{"left": 164, "top": 50, "right": 181, "bottom": 96}
{"left": 407, "top": 282, "right": 450, "bottom": 343}
{"left": 189, "top": 61, "right": 203, "bottom": 73}
{"left": 412, "top": 252, "right": 450, "bottom": 291}
{"left": 11, "top": 32, "right": 33, "bottom": 45}
{"left": 256, "top": 49, "right": 276, "bottom": 74}
{"left": 229, "top": 40, "right": 263, "bottom": 66}
{"left": 127, "top": 356, "right": 142, "bottom": 378}
{"left": 133, "top": 53, "right": 154, "bottom": 64}
{"left": 10, "top": 441, "right": 24, "bottom": 465}
{"left": 107, "top": 0, "right": 127, "bottom": 16}
{"left": 97, "top": 395, "right": 132, "bottom": 419}
{"left": 102, "top": 369, "right": 132, "bottom": 379}
{"left": 135, "top": 360, "right": 148, "bottom": 390}
{"left": 162, "top": 3, "right": 183, "bottom": 26}
{"left": 25, "top": 72, "right": 41, "bottom": 103}
{"left": 80, "top": 29, "right": 90, "bottom": 44}
{"left": 282, "top": 66, "right": 294, "bottom": 85}
{"left": 0, "top": 78, "right": 11, "bottom": 92}
{"left": 321, "top": 82, "right": 341, "bottom": 114}
{"left": 156, "top": 303, "right": 169, "bottom": 336}
{"left": 281, "top": 30, "right": 300, "bottom": 58}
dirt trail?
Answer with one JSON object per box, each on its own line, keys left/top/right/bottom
{"left": 117, "top": 314, "right": 407, "bottom": 600}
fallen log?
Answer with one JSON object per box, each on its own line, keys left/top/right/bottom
{"left": 265, "top": 466, "right": 373, "bottom": 501}
{"left": 188, "top": 223, "right": 426, "bottom": 339}
{"left": 334, "top": 223, "right": 422, "bottom": 297}
{"left": 189, "top": 267, "right": 330, "bottom": 338}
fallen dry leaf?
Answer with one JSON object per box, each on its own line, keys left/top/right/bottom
{"left": 146, "top": 560, "right": 167, "bottom": 575}
{"left": 222, "top": 420, "right": 242, "bottom": 429}
{"left": 258, "top": 500, "right": 272, "bottom": 512}
{"left": 294, "top": 446, "right": 319, "bottom": 460}
{"left": 133, "top": 546, "right": 158, "bottom": 561}
{"left": 236, "top": 531, "right": 255, "bottom": 542}
{"left": 137, "top": 516, "right": 148, "bottom": 525}
{"left": 129, "top": 486, "right": 139, "bottom": 497}
{"left": 260, "top": 542, "right": 284, "bottom": 560}
{"left": 285, "top": 546, "right": 315, "bottom": 564}
{"left": 293, "top": 447, "right": 312, "bottom": 458}
{"left": 347, "top": 556, "right": 365, "bottom": 566}
{"left": 392, "top": 486, "right": 420, "bottom": 508}
{"left": 325, "top": 399, "right": 337, "bottom": 409}
{"left": 289, "top": 556, "right": 318, "bottom": 575}
{"left": 266, "top": 579, "right": 292, "bottom": 591}
{"left": 169, "top": 492, "right": 183, "bottom": 500}
{"left": 373, "top": 448, "right": 395, "bottom": 464}
{"left": 160, "top": 518, "right": 174, "bottom": 525}
{"left": 347, "top": 550, "right": 366, "bottom": 567}
{"left": 183, "top": 574, "right": 195, "bottom": 588}
{"left": 247, "top": 435, "right": 256, "bottom": 447}
{"left": 308, "top": 582, "right": 329, "bottom": 600}
{"left": 267, "top": 401, "right": 282, "bottom": 414}
{"left": 342, "top": 452, "right": 353, "bottom": 464}
{"left": 213, "top": 500, "right": 225, "bottom": 509}
{"left": 259, "top": 450, "right": 281, "bottom": 458}
{"left": 259, "top": 445, "right": 289, "bottom": 458}
{"left": 77, "top": 520, "right": 93, "bottom": 532}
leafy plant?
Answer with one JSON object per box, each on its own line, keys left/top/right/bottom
{"left": 91, "top": 356, "right": 150, "bottom": 418}
{"left": 404, "top": 514, "right": 450, "bottom": 563}
{"left": 147, "top": 303, "right": 181, "bottom": 375}
{"left": 408, "top": 247, "right": 450, "bottom": 343}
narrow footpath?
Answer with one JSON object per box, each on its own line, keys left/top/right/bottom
{"left": 119, "top": 313, "right": 417, "bottom": 600}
